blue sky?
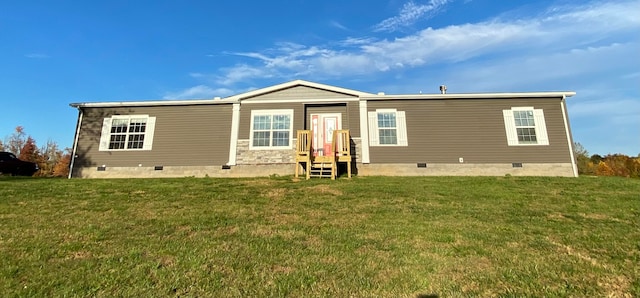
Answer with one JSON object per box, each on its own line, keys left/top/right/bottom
{"left": 1, "top": 0, "right": 638, "bottom": 156}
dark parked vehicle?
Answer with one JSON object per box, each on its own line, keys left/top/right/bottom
{"left": 0, "top": 152, "right": 39, "bottom": 176}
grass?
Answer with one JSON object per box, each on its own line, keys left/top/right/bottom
{"left": 0, "top": 175, "right": 638, "bottom": 297}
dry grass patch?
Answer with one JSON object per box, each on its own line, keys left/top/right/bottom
{"left": 304, "top": 184, "right": 343, "bottom": 196}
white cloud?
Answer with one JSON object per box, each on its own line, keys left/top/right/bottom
{"left": 163, "top": 85, "right": 234, "bottom": 100}
{"left": 373, "top": 0, "right": 452, "bottom": 32}
{"left": 213, "top": 0, "right": 639, "bottom": 85}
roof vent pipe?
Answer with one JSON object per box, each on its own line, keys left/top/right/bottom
{"left": 439, "top": 85, "right": 447, "bottom": 94}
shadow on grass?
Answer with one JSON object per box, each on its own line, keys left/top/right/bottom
{"left": 416, "top": 294, "right": 439, "bottom": 298}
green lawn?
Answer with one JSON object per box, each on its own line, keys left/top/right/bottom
{"left": 0, "top": 176, "right": 638, "bottom": 297}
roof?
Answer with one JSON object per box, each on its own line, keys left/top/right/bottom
{"left": 69, "top": 80, "right": 575, "bottom": 108}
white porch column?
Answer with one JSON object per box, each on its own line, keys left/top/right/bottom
{"left": 227, "top": 103, "right": 241, "bottom": 166}
{"left": 359, "top": 100, "right": 370, "bottom": 163}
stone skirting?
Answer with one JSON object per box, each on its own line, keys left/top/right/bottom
{"left": 234, "top": 137, "right": 362, "bottom": 166}
{"left": 71, "top": 162, "right": 575, "bottom": 178}
{"left": 235, "top": 139, "right": 295, "bottom": 164}
{"left": 357, "top": 163, "right": 576, "bottom": 177}
{"left": 72, "top": 164, "right": 297, "bottom": 178}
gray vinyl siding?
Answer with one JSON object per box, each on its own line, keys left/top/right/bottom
{"left": 244, "top": 85, "right": 357, "bottom": 100}
{"left": 367, "top": 97, "right": 572, "bottom": 164}
{"left": 75, "top": 104, "right": 233, "bottom": 167}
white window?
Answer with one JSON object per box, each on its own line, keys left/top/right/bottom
{"left": 503, "top": 107, "right": 549, "bottom": 146}
{"left": 368, "top": 109, "right": 408, "bottom": 146}
{"left": 99, "top": 115, "right": 156, "bottom": 151}
{"left": 249, "top": 109, "right": 294, "bottom": 149}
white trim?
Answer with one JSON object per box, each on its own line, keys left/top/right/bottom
{"left": 359, "top": 101, "right": 370, "bottom": 163}
{"left": 68, "top": 109, "right": 83, "bottom": 179}
{"left": 533, "top": 110, "right": 549, "bottom": 146}
{"left": 503, "top": 110, "right": 518, "bottom": 146}
{"left": 396, "top": 111, "right": 408, "bottom": 146}
{"left": 511, "top": 106, "right": 535, "bottom": 111}
{"left": 368, "top": 109, "right": 408, "bottom": 147}
{"left": 561, "top": 97, "right": 579, "bottom": 177}
{"left": 142, "top": 117, "right": 156, "bottom": 150}
{"left": 99, "top": 118, "right": 112, "bottom": 151}
{"left": 227, "top": 103, "right": 241, "bottom": 166}
{"left": 98, "top": 114, "right": 156, "bottom": 151}
{"left": 249, "top": 109, "right": 294, "bottom": 150}
{"left": 503, "top": 107, "right": 549, "bottom": 146}
{"left": 242, "top": 97, "right": 359, "bottom": 104}
{"left": 362, "top": 92, "right": 576, "bottom": 100}
{"left": 70, "top": 99, "right": 235, "bottom": 108}
{"left": 368, "top": 111, "right": 379, "bottom": 146}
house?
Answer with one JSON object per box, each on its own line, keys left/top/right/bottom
{"left": 68, "top": 80, "right": 578, "bottom": 178}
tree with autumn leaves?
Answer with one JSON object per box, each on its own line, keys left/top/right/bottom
{"left": 1, "top": 126, "right": 71, "bottom": 177}
{"left": 574, "top": 142, "right": 640, "bottom": 178}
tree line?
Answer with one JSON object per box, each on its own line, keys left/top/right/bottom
{"left": 1, "top": 126, "right": 71, "bottom": 177}
{"left": 574, "top": 142, "right": 640, "bottom": 178}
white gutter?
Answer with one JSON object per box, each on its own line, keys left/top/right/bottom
{"left": 68, "top": 108, "right": 83, "bottom": 179}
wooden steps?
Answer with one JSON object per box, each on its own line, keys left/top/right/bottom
{"left": 294, "top": 129, "right": 351, "bottom": 180}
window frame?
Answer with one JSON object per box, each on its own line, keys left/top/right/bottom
{"left": 368, "top": 109, "right": 408, "bottom": 146}
{"left": 98, "top": 115, "right": 156, "bottom": 151}
{"left": 249, "top": 109, "right": 294, "bottom": 150}
{"left": 503, "top": 107, "right": 549, "bottom": 146}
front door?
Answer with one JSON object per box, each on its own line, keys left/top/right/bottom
{"left": 310, "top": 113, "right": 342, "bottom": 157}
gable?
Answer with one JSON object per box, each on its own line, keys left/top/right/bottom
{"left": 243, "top": 85, "right": 358, "bottom": 102}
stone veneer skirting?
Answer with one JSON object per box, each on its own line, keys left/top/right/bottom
{"left": 72, "top": 162, "right": 575, "bottom": 178}
{"left": 235, "top": 138, "right": 362, "bottom": 165}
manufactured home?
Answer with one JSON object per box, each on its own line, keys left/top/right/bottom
{"left": 69, "top": 80, "right": 578, "bottom": 178}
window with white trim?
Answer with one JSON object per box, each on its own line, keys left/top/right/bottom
{"left": 99, "top": 115, "right": 156, "bottom": 151}
{"left": 368, "top": 109, "right": 408, "bottom": 146}
{"left": 249, "top": 109, "right": 294, "bottom": 149}
{"left": 503, "top": 107, "right": 549, "bottom": 146}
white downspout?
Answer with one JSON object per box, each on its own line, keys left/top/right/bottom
{"left": 68, "top": 108, "right": 83, "bottom": 179}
